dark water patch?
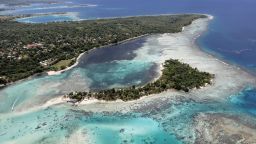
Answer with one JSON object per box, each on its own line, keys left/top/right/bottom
{"left": 0, "top": 35, "right": 158, "bottom": 113}
{"left": 8, "top": 0, "right": 256, "bottom": 74}
{"left": 74, "top": 36, "right": 159, "bottom": 90}
{"left": 77, "top": 37, "right": 147, "bottom": 66}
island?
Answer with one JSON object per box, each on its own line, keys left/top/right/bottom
{"left": 0, "top": 14, "right": 206, "bottom": 85}
{"left": 67, "top": 59, "right": 214, "bottom": 101}
{"left": 1, "top": 11, "right": 256, "bottom": 144}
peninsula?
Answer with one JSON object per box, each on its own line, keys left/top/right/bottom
{"left": 0, "top": 14, "right": 206, "bottom": 85}
{"left": 67, "top": 59, "right": 214, "bottom": 101}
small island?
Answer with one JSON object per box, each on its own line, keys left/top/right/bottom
{"left": 0, "top": 14, "right": 206, "bottom": 85}
{"left": 67, "top": 59, "right": 214, "bottom": 101}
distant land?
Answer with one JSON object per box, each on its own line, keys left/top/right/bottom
{"left": 0, "top": 0, "right": 58, "bottom": 6}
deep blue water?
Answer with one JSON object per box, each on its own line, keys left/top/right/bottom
{"left": 1, "top": 0, "right": 256, "bottom": 143}
{"left": 3, "top": 0, "right": 256, "bottom": 74}
{"left": 77, "top": 37, "right": 158, "bottom": 90}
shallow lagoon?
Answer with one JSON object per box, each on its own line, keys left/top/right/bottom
{"left": 1, "top": 0, "right": 256, "bottom": 143}
{"left": 0, "top": 17, "right": 256, "bottom": 143}
{"left": 0, "top": 36, "right": 158, "bottom": 113}
{"left": 16, "top": 14, "right": 77, "bottom": 23}
{"left": 1, "top": 88, "right": 255, "bottom": 144}
{"left": 0, "top": 105, "right": 182, "bottom": 144}
{"left": 3, "top": 0, "right": 256, "bottom": 73}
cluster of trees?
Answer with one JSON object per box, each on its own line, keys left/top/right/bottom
{"left": 0, "top": 14, "right": 206, "bottom": 85}
{"left": 68, "top": 59, "right": 214, "bottom": 101}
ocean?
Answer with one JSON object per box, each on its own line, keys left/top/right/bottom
{"left": 0, "top": 0, "right": 256, "bottom": 143}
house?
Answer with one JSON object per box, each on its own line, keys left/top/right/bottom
{"left": 23, "top": 43, "right": 43, "bottom": 49}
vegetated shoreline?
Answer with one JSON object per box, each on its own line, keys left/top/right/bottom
{"left": 45, "top": 15, "right": 213, "bottom": 83}
{"left": 46, "top": 14, "right": 212, "bottom": 78}
{"left": 67, "top": 59, "right": 214, "bottom": 102}
{"left": 0, "top": 14, "right": 205, "bottom": 87}
{"left": 0, "top": 34, "right": 150, "bottom": 89}
{"left": 46, "top": 34, "right": 150, "bottom": 76}
{"left": 51, "top": 15, "right": 255, "bottom": 108}
{"left": 62, "top": 15, "right": 214, "bottom": 102}
{"left": 15, "top": 12, "right": 81, "bottom": 23}
{"left": 42, "top": 14, "right": 212, "bottom": 77}
{"left": 47, "top": 51, "right": 84, "bottom": 75}
{"left": 10, "top": 15, "right": 256, "bottom": 115}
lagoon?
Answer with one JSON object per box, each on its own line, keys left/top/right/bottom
{"left": 1, "top": 0, "right": 256, "bottom": 143}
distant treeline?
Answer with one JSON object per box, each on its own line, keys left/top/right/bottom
{"left": 0, "top": 14, "right": 206, "bottom": 85}
{"left": 68, "top": 59, "right": 214, "bottom": 101}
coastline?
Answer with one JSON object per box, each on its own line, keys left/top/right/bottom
{"left": 32, "top": 15, "right": 256, "bottom": 113}
{"left": 0, "top": 33, "right": 150, "bottom": 89}
{"left": 4, "top": 15, "right": 256, "bottom": 114}
{"left": 47, "top": 52, "right": 85, "bottom": 76}
{"left": 2, "top": 15, "right": 256, "bottom": 144}
{"left": 47, "top": 34, "right": 149, "bottom": 76}
{"left": 1, "top": 14, "right": 203, "bottom": 88}
{"left": 2, "top": 16, "right": 256, "bottom": 111}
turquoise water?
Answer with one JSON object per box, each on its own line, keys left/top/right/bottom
{"left": 16, "top": 14, "right": 76, "bottom": 23}
{"left": 83, "top": 60, "right": 155, "bottom": 90}
{"left": 1, "top": 89, "right": 254, "bottom": 143}
{"left": 0, "top": 18, "right": 255, "bottom": 144}
{"left": 0, "top": 105, "right": 181, "bottom": 144}
{"left": 3, "top": 0, "right": 256, "bottom": 74}
{"left": 1, "top": 0, "right": 256, "bottom": 143}
{"left": 229, "top": 87, "right": 256, "bottom": 116}
{"left": 0, "top": 37, "right": 157, "bottom": 113}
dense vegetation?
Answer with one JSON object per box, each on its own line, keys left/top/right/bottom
{"left": 0, "top": 14, "right": 206, "bottom": 85}
{"left": 67, "top": 59, "right": 214, "bottom": 101}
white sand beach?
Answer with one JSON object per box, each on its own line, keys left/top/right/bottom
{"left": 47, "top": 52, "right": 85, "bottom": 76}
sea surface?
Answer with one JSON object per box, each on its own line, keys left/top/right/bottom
{"left": 0, "top": 0, "right": 256, "bottom": 143}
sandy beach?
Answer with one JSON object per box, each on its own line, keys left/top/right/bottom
{"left": 47, "top": 52, "right": 85, "bottom": 76}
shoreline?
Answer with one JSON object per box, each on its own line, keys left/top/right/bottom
{"left": 47, "top": 51, "right": 85, "bottom": 76}
{"left": 1, "top": 14, "right": 205, "bottom": 87}
{"left": 27, "top": 15, "right": 255, "bottom": 113}
{"left": 3, "top": 14, "right": 256, "bottom": 113}
{"left": 66, "top": 16, "right": 255, "bottom": 110}
{"left": 47, "top": 34, "right": 149, "bottom": 76}
{"left": 5, "top": 16, "right": 256, "bottom": 144}
{"left": 0, "top": 33, "right": 150, "bottom": 88}
{"left": 13, "top": 12, "right": 209, "bottom": 23}
{"left": 2, "top": 13, "right": 256, "bottom": 144}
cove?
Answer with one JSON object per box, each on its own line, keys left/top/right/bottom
{"left": 1, "top": 0, "right": 256, "bottom": 142}
{"left": 0, "top": 36, "right": 158, "bottom": 113}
